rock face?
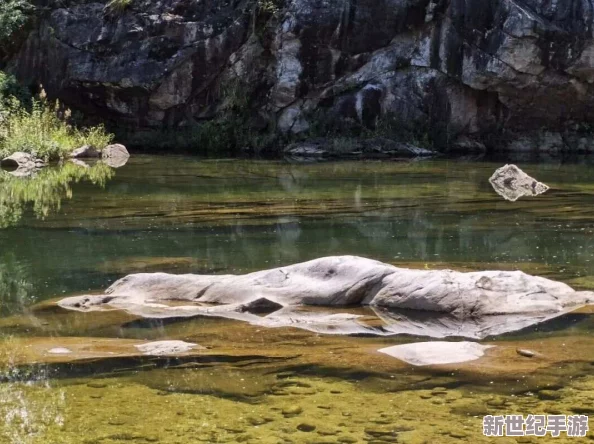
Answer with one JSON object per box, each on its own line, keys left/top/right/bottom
{"left": 489, "top": 164, "right": 549, "bottom": 201}
{"left": 8, "top": 0, "right": 594, "bottom": 150}
{"left": 58, "top": 256, "right": 594, "bottom": 338}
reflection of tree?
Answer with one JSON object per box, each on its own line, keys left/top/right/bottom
{"left": 0, "top": 162, "right": 114, "bottom": 228}
{"left": 0, "top": 253, "right": 33, "bottom": 316}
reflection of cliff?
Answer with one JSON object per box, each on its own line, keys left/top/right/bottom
{"left": 0, "top": 162, "right": 114, "bottom": 228}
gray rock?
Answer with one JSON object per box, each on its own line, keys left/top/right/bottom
{"left": 70, "top": 145, "right": 101, "bottom": 158}
{"left": 58, "top": 256, "right": 594, "bottom": 338}
{"left": 134, "top": 340, "right": 202, "bottom": 356}
{"left": 0, "top": 152, "right": 46, "bottom": 177}
{"left": 1, "top": 152, "right": 45, "bottom": 169}
{"left": 378, "top": 341, "right": 494, "bottom": 366}
{"left": 489, "top": 164, "right": 549, "bottom": 201}
{"left": 101, "top": 144, "right": 130, "bottom": 168}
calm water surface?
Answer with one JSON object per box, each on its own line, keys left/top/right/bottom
{"left": 1, "top": 156, "right": 594, "bottom": 443}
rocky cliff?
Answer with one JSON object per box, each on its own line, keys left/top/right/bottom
{"left": 6, "top": 0, "right": 594, "bottom": 152}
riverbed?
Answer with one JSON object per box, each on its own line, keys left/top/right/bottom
{"left": 1, "top": 156, "right": 593, "bottom": 443}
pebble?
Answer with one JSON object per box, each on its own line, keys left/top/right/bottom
{"left": 282, "top": 406, "right": 304, "bottom": 417}
{"left": 516, "top": 348, "right": 540, "bottom": 358}
{"left": 297, "top": 423, "right": 316, "bottom": 432}
{"left": 537, "top": 390, "right": 562, "bottom": 400}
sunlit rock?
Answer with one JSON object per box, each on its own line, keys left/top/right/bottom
{"left": 102, "top": 144, "right": 130, "bottom": 168}
{"left": 58, "top": 256, "right": 594, "bottom": 338}
{"left": 0, "top": 152, "right": 46, "bottom": 177}
{"left": 378, "top": 341, "right": 494, "bottom": 366}
{"left": 489, "top": 164, "right": 549, "bottom": 201}
{"left": 134, "top": 340, "right": 202, "bottom": 356}
{"left": 47, "top": 347, "right": 72, "bottom": 354}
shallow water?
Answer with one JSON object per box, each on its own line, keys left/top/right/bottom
{"left": 1, "top": 156, "right": 594, "bottom": 443}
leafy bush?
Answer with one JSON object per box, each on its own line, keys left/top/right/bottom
{"left": 0, "top": 91, "right": 114, "bottom": 161}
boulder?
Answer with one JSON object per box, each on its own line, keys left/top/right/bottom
{"left": 58, "top": 256, "right": 594, "bottom": 338}
{"left": 70, "top": 145, "right": 101, "bottom": 158}
{"left": 378, "top": 342, "right": 494, "bottom": 366}
{"left": 101, "top": 144, "right": 130, "bottom": 168}
{"left": 489, "top": 164, "right": 549, "bottom": 201}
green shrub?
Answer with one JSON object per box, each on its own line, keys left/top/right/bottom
{"left": 0, "top": 91, "right": 114, "bottom": 161}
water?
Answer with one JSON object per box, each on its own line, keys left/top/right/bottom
{"left": 1, "top": 156, "right": 594, "bottom": 443}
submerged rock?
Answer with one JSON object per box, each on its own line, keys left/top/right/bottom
{"left": 58, "top": 256, "right": 594, "bottom": 338}
{"left": 47, "top": 347, "right": 73, "bottom": 355}
{"left": 489, "top": 164, "right": 549, "bottom": 201}
{"left": 378, "top": 341, "right": 494, "bottom": 366}
{"left": 134, "top": 340, "right": 202, "bottom": 356}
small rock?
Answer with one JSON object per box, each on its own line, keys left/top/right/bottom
{"left": 296, "top": 423, "right": 316, "bottom": 432}
{"left": 537, "top": 390, "right": 562, "bottom": 400}
{"left": 247, "top": 416, "right": 272, "bottom": 426}
{"left": 282, "top": 405, "right": 303, "bottom": 417}
{"left": 516, "top": 348, "right": 542, "bottom": 358}
{"left": 364, "top": 426, "right": 399, "bottom": 438}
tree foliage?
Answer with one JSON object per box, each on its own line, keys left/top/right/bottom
{"left": 0, "top": 0, "right": 32, "bottom": 47}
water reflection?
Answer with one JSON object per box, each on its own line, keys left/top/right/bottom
{"left": 0, "top": 161, "right": 115, "bottom": 228}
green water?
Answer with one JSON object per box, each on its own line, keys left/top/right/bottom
{"left": 1, "top": 156, "right": 594, "bottom": 443}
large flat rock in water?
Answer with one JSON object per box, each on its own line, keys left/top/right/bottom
{"left": 58, "top": 256, "right": 594, "bottom": 338}
{"left": 378, "top": 341, "right": 494, "bottom": 366}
